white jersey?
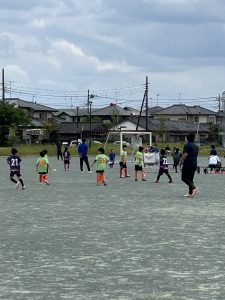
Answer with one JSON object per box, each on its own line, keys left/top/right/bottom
{"left": 208, "top": 155, "right": 220, "bottom": 165}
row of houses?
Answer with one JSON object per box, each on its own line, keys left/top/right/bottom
{"left": 5, "top": 98, "right": 221, "bottom": 144}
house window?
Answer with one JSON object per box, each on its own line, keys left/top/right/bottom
{"left": 39, "top": 113, "right": 47, "bottom": 121}
{"left": 195, "top": 116, "right": 199, "bottom": 123}
{"left": 209, "top": 116, "right": 215, "bottom": 124}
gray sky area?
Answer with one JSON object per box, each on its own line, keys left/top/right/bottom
{"left": 0, "top": 0, "right": 225, "bottom": 110}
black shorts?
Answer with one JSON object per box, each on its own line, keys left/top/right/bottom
{"left": 64, "top": 160, "right": 70, "bottom": 164}
{"left": 119, "top": 162, "right": 127, "bottom": 169}
{"left": 158, "top": 169, "right": 169, "bottom": 176}
{"left": 10, "top": 171, "right": 21, "bottom": 177}
{"left": 96, "top": 170, "right": 104, "bottom": 173}
{"left": 135, "top": 165, "right": 142, "bottom": 171}
{"left": 38, "top": 172, "right": 47, "bottom": 175}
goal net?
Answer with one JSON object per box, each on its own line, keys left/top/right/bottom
{"left": 104, "top": 131, "right": 153, "bottom": 161}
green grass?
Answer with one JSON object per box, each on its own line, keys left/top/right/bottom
{"left": 1, "top": 142, "right": 224, "bottom": 157}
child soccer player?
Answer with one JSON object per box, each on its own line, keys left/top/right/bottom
{"left": 91, "top": 147, "right": 109, "bottom": 186}
{"left": 7, "top": 148, "right": 25, "bottom": 190}
{"left": 155, "top": 149, "right": 173, "bottom": 183}
{"left": 36, "top": 151, "right": 50, "bottom": 185}
{"left": 108, "top": 149, "right": 115, "bottom": 168}
{"left": 119, "top": 145, "right": 130, "bottom": 178}
{"left": 135, "top": 146, "right": 146, "bottom": 181}
{"left": 63, "top": 147, "right": 71, "bottom": 171}
{"left": 43, "top": 149, "right": 50, "bottom": 181}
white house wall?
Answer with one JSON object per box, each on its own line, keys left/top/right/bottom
{"left": 114, "top": 120, "right": 145, "bottom": 131}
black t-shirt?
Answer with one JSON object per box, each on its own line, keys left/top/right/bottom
{"left": 183, "top": 142, "right": 198, "bottom": 167}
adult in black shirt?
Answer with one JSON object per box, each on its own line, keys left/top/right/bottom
{"left": 56, "top": 141, "right": 63, "bottom": 160}
{"left": 180, "top": 133, "right": 199, "bottom": 198}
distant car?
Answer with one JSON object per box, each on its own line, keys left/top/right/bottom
{"left": 113, "top": 141, "right": 130, "bottom": 146}
{"left": 92, "top": 140, "right": 102, "bottom": 144}
{"left": 70, "top": 139, "right": 82, "bottom": 147}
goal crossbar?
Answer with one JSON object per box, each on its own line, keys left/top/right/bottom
{"left": 105, "top": 131, "right": 152, "bottom": 154}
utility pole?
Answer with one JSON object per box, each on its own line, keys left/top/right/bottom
{"left": 2, "top": 68, "right": 5, "bottom": 102}
{"left": 87, "top": 90, "right": 94, "bottom": 147}
{"left": 145, "top": 76, "right": 149, "bottom": 131}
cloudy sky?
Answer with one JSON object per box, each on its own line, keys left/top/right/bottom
{"left": 1, "top": 0, "right": 225, "bottom": 110}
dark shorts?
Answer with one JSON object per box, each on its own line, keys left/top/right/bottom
{"left": 64, "top": 160, "right": 70, "bottom": 164}
{"left": 96, "top": 170, "right": 104, "bottom": 173}
{"left": 119, "top": 162, "right": 127, "bottom": 169}
{"left": 10, "top": 170, "right": 21, "bottom": 177}
{"left": 38, "top": 172, "right": 47, "bottom": 175}
{"left": 135, "top": 165, "right": 142, "bottom": 171}
{"left": 159, "top": 168, "right": 169, "bottom": 175}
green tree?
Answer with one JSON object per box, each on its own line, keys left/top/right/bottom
{"left": 109, "top": 106, "right": 122, "bottom": 128}
{"left": 158, "top": 117, "right": 167, "bottom": 142}
{"left": 42, "top": 118, "right": 58, "bottom": 140}
{"left": 208, "top": 123, "right": 220, "bottom": 144}
{"left": 0, "top": 101, "right": 30, "bottom": 146}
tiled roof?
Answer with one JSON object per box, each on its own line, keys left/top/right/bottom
{"left": 127, "top": 116, "right": 210, "bottom": 133}
{"left": 6, "top": 98, "right": 57, "bottom": 112}
{"left": 154, "top": 104, "right": 217, "bottom": 115}
{"left": 56, "top": 122, "right": 107, "bottom": 134}
{"left": 91, "top": 104, "right": 137, "bottom": 116}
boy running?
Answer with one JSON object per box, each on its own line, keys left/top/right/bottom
{"left": 36, "top": 151, "right": 50, "bottom": 185}
{"left": 134, "top": 146, "right": 146, "bottom": 181}
{"left": 63, "top": 147, "right": 71, "bottom": 171}
{"left": 155, "top": 149, "right": 173, "bottom": 183}
{"left": 91, "top": 147, "right": 109, "bottom": 186}
{"left": 119, "top": 145, "right": 130, "bottom": 178}
{"left": 7, "top": 148, "right": 25, "bottom": 190}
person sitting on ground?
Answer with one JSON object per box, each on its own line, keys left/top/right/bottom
{"left": 165, "top": 144, "right": 171, "bottom": 155}
{"left": 208, "top": 154, "right": 221, "bottom": 172}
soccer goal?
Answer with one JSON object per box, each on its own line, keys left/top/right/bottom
{"left": 104, "top": 130, "right": 152, "bottom": 157}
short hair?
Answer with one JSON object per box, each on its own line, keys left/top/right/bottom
{"left": 122, "top": 145, "right": 127, "bottom": 149}
{"left": 64, "top": 147, "right": 68, "bottom": 151}
{"left": 82, "top": 138, "right": 86, "bottom": 143}
{"left": 98, "top": 147, "right": 105, "bottom": 154}
{"left": 11, "top": 148, "right": 18, "bottom": 155}
{"left": 139, "top": 146, "right": 144, "bottom": 152}
{"left": 43, "top": 149, "right": 48, "bottom": 155}
{"left": 40, "top": 151, "right": 45, "bottom": 157}
{"left": 160, "top": 148, "right": 166, "bottom": 155}
{"left": 186, "top": 133, "right": 195, "bottom": 142}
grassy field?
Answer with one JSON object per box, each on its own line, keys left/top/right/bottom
{"left": 0, "top": 143, "right": 224, "bottom": 157}
{"left": 0, "top": 156, "right": 225, "bottom": 299}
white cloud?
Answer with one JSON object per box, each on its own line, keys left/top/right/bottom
{"left": 0, "top": 0, "right": 225, "bottom": 109}
{"left": 4, "top": 65, "right": 30, "bottom": 84}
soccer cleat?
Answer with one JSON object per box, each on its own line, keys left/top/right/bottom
{"left": 81, "top": 171, "right": 84, "bottom": 173}
{"left": 120, "top": 176, "right": 124, "bottom": 178}
{"left": 155, "top": 181, "right": 159, "bottom": 183}
{"left": 135, "top": 178, "right": 138, "bottom": 181}
{"left": 103, "top": 181, "right": 107, "bottom": 186}
{"left": 22, "top": 185, "right": 25, "bottom": 190}
{"left": 168, "top": 180, "right": 173, "bottom": 183}
{"left": 16, "top": 182, "right": 20, "bottom": 189}
{"left": 45, "top": 180, "right": 50, "bottom": 185}
{"left": 125, "top": 175, "right": 130, "bottom": 177}
{"left": 142, "top": 179, "right": 147, "bottom": 181}
{"left": 88, "top": 171, "right": 93, "bottom": 173}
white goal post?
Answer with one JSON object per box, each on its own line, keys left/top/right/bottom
{"left": 104, "top": 131, "right": 152, "bottom": 154}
